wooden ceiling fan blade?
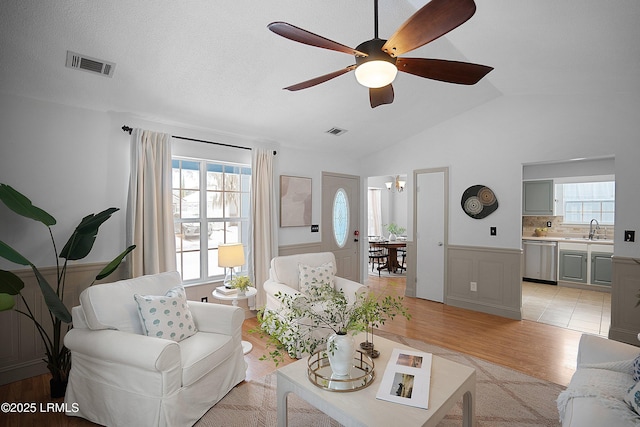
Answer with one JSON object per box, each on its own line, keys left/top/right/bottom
{"left": 396, "top": 58, "right": 492, "bottom": 85}
{"left": 284, "top": 65, "right": 356, "bottom": 91}
{"left": 382, "top": 0, "right": 476, "bottom": 57}
{"left": 369, "top": 84, "right": 394, "bottom": 108}
{"left": 268, "top": 22, "right": 367, "bottom": 57}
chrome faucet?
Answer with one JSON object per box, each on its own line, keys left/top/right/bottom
{"left": 588, "top": 219, "right": 600, "bottom": 240}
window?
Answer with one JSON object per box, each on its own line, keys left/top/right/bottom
{"left": 172, "top": 158, "right": 251, "bottom": 283}
{"left": 556, "top": 181, "right": 615, "bottom": 225}
{"left": 333, "top": 188, "right": 349, "bottom": 248}
{"left": 367, "top": 188, "right": 382, "bottom": 237}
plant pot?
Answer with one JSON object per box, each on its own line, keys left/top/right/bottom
{"left": 50, "top": 378, "right": 68, "bottom": 399}
{"left": 237, "top": 289, "right": 246, "bottom": 296}
{"left": 326, "top": 332, "right": 355, "bottom": 377}
{"left": 388, "top": 233, "right": 397, "bottom": 241}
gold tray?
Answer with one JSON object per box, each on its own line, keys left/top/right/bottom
{"left": 307, "top": 350, "right": 375, "bottom": 392}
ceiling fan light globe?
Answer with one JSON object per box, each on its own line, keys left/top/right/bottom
{"left": 355, "top": 61, "right": 397, "bottom": 88}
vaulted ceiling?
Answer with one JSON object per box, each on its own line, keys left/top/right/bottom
{"left": 1, "top": 1, "right": 639, "bottom": 156}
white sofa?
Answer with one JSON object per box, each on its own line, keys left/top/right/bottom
{"left": 558, "top": 334, "right": 640, "bottom": 426}
{"left": 262, "top": 252, "right": 368, "bottom": 355}
{"left": 64, "top": 271, "right": 247, "bottom": 427}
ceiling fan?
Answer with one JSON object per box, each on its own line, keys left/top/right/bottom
{"left": 268, "top": 0, "right": 493, "bottom": 108}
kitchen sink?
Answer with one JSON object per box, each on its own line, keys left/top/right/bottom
{"left": 562, "top": 237, "right": 613, "bottom": 243}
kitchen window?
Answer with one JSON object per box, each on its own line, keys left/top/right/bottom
{"left": 172, "top": 157, "right": 251, "bottom": 284}
{"left": 555, "top": 181, "right": 615, "bottom": 225}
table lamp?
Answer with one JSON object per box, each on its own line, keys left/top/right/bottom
{"left": 218, "top": 243, "right": 245, "bottom": 288}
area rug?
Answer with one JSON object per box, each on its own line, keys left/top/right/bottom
{"left": 196, "top": 331, "right": 564, "bottom": 426}
{"left": 367, "top": 266, "right": 406, "bottom": 278}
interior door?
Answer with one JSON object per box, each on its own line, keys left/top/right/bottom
{"left": 415, "top": 168, "right": 448, "bottom": 302}
{"left": 321, "top": 172, "right": 360, "bottom": 282}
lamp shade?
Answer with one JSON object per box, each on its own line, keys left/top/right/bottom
{"left": 218, "top": 243, "right": 245, "bottom": 268}
{"left": 355, "top": 60, "right": 398, "bottom": 88}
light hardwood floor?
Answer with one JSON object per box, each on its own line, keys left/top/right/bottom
{"left": 0, "top": 274, "right": 586, "bottom": 426}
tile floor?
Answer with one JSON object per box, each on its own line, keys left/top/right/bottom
{"left": 522, "top": 281, "right": 611, "bottom": 337}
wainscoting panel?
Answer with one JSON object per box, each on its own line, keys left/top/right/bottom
{"left": 0, "top": 263, "right": 127, "bottom": 386}
{"left": 278, "top": 242, "right": 322, "bottom": 257}
{"left": 446, "top": 245, "right": 522, "bottom": 320}
{"left": 609, "top": 256, "right": 640, "bottom": 345}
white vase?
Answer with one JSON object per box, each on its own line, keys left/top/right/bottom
{"left": 237, "top": 288, "right": 246, "bottom": 296}
{"left": 388, "top": 233, "right": 397, "bottom": 241}
{"left": 326, "top": 332, "right": 355, "bottom": 377}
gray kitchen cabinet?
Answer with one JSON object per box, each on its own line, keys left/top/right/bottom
{"left": 559, "top": 250, "right": 588, "bottom": 283}
{"left": 591, "top": 252, "right": 613, "bottom": 286}
{"left": 523, "top": 180, "right": 554, "bottom": 215}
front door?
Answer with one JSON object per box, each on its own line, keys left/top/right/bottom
{"left": 321, "top": 172, "right": 360, "bottom": 282}
{"left": 415, "top": 168, "right": 448, "bottom": 302}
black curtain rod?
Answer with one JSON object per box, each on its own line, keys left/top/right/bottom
{"left": 121, "top": 126, "right": 276, "bottom": 155}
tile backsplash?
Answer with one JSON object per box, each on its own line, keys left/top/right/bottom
{"left": 522, "top": 216, "right": 614, "bottom": 240}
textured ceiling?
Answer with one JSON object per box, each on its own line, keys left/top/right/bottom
{"left": 1, "top": 1, "right": 639, "bottom": 156}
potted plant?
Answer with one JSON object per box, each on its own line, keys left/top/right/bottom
{"left": 0, "top": 184, "right": 135, "bottom": 398}
{"left": 256, "top": 283, "right": 410, "bottom": 373}
{"left": 230, "top": 274, "right": 252, "bottom": 296}
{"left": 385, "top": 223, "right": 406, "bottom": 241}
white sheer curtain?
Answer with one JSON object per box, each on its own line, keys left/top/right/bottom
{"left": 368, "top": 188, "right": 383, "bottom": 237}
{"left": 251, "top": 148, "right": 276, "bottom": 307}
{"left": 126, "top": 128, "right": 176, "bottom": 277}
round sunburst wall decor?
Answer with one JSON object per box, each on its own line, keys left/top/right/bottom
{"left": 461, "top": 185, "right": 498, "bottom": 219}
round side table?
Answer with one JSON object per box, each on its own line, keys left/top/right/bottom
{"left": 211, "top": 287, "right": 258, "bottom": 354}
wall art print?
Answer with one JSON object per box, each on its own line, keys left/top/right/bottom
{"left": 461, "top": 185, "right": 498, "bottom": 219}
{"left": 280, "top": 175, "right": 312, "bottom": 227}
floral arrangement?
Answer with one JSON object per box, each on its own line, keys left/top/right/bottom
{"left": 256, "top": 282, "right": 410, "bottom": 365}
{"left": 230, "top": 275, "right": 251, "bottom": 292}
{"left": 385, "top": 223, "right": 406, "bottom": 236}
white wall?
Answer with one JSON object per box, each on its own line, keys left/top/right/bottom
{"left": 0, "top": 93, "right": 128, "bottom": 269}
{"left": 2, "top": 90, "right": 638, "bottom": 269}
{"left": 0, "top": 93, "right": 362, "bottom": 270}
{"left": 360, "top": 93, "right": 640, "bottom": 259}
{"left": 273, "top": 144, "right": 360, "bottom": 247}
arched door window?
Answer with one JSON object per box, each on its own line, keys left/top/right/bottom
{"left": 333, "top": 188, "right": 349, "bottom": 248}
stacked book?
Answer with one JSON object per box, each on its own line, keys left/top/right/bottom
{"left": 215, "top": 286, "right": 237, "bottom": 295}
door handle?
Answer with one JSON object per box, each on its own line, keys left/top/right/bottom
{"left": 437, "top": 242, "right": 443, "bottom": 246}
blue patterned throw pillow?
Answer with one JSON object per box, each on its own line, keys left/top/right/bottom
{"left": 633, "top": 354, "right": 640, "bottom": 382}
{"left": 298, "top": 262, "right": 335, "bottom": 295}
{"left": 625, "top": 381, "right": 640, "bottom": 416}
{"left": 134, "top": 285, "right": 197, "bottom": 342}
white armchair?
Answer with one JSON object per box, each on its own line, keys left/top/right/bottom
{"left": 262, "top": 252, "right": 368, "bottom": 356}
{"left": 64, "top": 271, "right": 246, "bottom": 427}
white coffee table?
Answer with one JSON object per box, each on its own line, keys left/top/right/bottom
{"left": 276, "top": 332, "right": 475, "bottom": 427}
{"left": 211, "top": 287, "right": 257, "bottom": 354}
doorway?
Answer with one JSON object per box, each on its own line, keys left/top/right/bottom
{"left": 414, "top": 168, "right": 448, "bottom": 302}
{"left": 321, "top": 172, "right": 360, "bottom": 282}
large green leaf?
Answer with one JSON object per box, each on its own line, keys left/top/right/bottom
{"left": 0, "top": 240, "right": 31, "bottom": 266}
{"left": 0, "top": 184, "right": 56, "bottom": 226}
{"left": 0, "top": 269, "right": 25, "bottom": 294}
{"left": 76, "top": 207, "right": 119, "bottom": 234}
{"left": 95, "top": 245, "right": 136, "bottom": 281}
{"left": 0, "top": 293, "right": 15, "bottom": 311}
{"left": 60, "top": 208, "right": 119, "bottom": 260}
{"left": 31, "top": 266, "right": 72, "bottom": 323}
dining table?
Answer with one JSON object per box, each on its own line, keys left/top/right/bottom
{"left": 370, "top": 240, "right": 407, "bottom": 273}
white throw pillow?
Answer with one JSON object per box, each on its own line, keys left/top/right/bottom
{"left": 134, "top": 285, "right": 197, "bottom": 342}
{"left": 298, "top": 262, "right": 335, "bottom": 295}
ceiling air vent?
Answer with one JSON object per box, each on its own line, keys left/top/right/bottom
{"left": 325, "top": 127, "right": 347, "bottom": 136}
{"left": 65, "top": 51, "right": 115, "bottom": 78}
